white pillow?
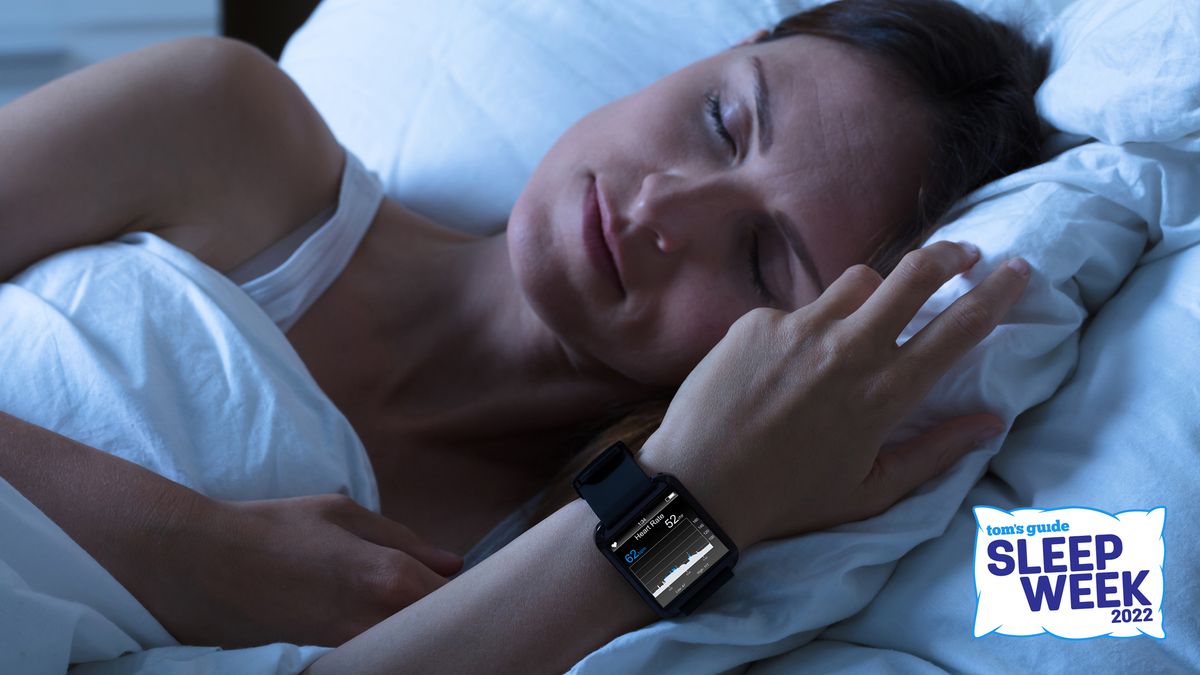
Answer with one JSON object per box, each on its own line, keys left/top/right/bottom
{"left": 1036, "top": 0, "right": 1200, "bottom": 144}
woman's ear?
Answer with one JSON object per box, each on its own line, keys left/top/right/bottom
{"left": 734, "top": 29, "right": 770, "bottom": 48}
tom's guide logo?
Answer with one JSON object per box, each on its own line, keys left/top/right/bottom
{"left": 972, "top": 506, "right": 1165, "bottom": 639}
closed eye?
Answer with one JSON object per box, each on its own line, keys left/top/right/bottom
{"left": 705, "top": 91, "right": 736, "bottom": 155}
{"left": 747, "top": 227, "right": 772, "bottom": 304}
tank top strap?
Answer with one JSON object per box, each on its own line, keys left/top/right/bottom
{"left": 233, "top": 150, "right": 385, "bottom": 334}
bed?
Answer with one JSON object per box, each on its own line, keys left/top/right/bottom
{"left": 1, "top": 0, "right": 1197, "bottom": 673}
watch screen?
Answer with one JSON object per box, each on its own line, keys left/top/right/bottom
{"left": 609, "top": 490, "right": 730, "bottom": 607}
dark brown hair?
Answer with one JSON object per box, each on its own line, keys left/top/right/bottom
{"left": 531, "top": 0, "right": 1048, "bottom": 523}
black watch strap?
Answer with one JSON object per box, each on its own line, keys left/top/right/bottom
{"left": 572, "top": 441, "right": 656, "bottom": 527}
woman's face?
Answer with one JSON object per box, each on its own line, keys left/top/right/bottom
{"left": 508, "top": 34, "right": 930, "bottom": 389}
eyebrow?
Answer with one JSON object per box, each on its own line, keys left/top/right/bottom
{"left": 748, "top": 56, "right": 822, "bottom": 300}
{"left": 773, "top": 210, "right": 826, "bottom": 298}
{"left": 751, "top": 56, "right": 773, "bottom": 156}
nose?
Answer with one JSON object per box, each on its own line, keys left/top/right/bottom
{"left": 630, "top": 171, "right": 743, "bottom": 253}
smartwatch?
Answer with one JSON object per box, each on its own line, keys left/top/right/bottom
{"left": 573, "top": 441, "right": 739, "bottom": 617}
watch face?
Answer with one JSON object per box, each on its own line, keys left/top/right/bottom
{"left": 607, "top": 489, "right": 732, "bottom": 608}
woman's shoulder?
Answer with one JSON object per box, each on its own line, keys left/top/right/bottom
{"left": 0, "top": 37, "right": 343, "bottom": 285}
{"left": 143, "top": 37, "right": 345, "bottom": 279}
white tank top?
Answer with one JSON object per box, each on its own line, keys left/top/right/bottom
{"left": 226, "top": 150, "right": 385, "bottom": 333}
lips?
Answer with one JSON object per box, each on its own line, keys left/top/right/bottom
{"left": 582, "top": 176, "right": 625, "bottom": 296}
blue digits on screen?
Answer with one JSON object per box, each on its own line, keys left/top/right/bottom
{"left": 625, "top": 547, "right": 646, "bottom": 564}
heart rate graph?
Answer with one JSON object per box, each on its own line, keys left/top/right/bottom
{"left": 651, "top": 542, "right": 714, "bottom": 598}
{"left": 628, "top": 512, "right": 725, "bottom": 605}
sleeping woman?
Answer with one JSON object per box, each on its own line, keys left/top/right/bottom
{"left": 0, "top": 0, "right": 1043, "bottom": 671}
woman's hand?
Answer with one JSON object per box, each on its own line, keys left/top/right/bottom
{"left": 153, "top": 493, "right": 463, "bottom": 649}
{"left": 639, "top": 241, "right": 1029, "bottom": 548}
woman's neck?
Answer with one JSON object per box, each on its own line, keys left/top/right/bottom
{"left": 342, "top": 199, "right": 658, "bottom": 461}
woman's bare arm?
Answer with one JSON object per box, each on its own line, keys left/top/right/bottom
{"left": 305, "top": 428, "right": 763, "bottom": 674}
{"left": 0, "top": 410, "right": 209, "bottom": 611}
{"left": 305, "top": 498, "right": 659, "bottom": 674}
{"left": 0, "top": 36, "right": 342, "bottom": 283}
{"left": 0, "top": 409, "right": 462, "bottom": 647}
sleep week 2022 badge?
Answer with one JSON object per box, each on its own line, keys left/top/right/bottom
{"left": 972, "top": 506, "right": 1166, "bottom": 639}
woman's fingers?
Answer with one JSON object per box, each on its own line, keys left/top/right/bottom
{"left": 851, "top": 241, "right": 981, "bottom": 342}
{"left": 859, "top": 413, "right": 1005, "bottom": 514}
{"left": 897, "top": 257, "right": 1030, "bottom": 391}
{"left": 351, "top": 544, "right": 454, "bottom": 619}
{"left": 374, "top": 544, "right": 454, "bottom": 601}
{"left": 327, "top": 497, "right": 464, "bottom": 576}
{"left": 813, "top": 264, "right": 883, "bottom": 319}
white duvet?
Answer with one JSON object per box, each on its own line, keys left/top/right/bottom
{"left": 0, "top": 232, "right": 376, "bottom": 674}
{"left": 2, "top": 0, "right": 1198, "bottom": 673}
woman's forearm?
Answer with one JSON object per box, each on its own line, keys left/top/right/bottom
{"left": 305, "top": 498, "right": 659, "bottom": 674}
{"left": 0, "top": 409, "right": 208, "bottom": 608}
{"left": 305, "top": 433, "right": 755, "bottom": 674}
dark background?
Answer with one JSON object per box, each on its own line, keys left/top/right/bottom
{"left": 221, "top": 1, "right": 322, "bottom": 60}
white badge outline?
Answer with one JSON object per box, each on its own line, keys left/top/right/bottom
{"left": 971, "top": 504, "right": 1167, "bottom": 641}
